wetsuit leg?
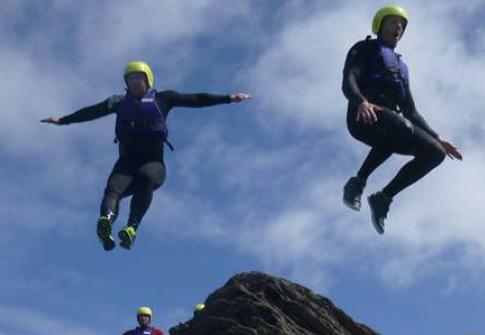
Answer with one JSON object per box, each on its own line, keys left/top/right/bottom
{"left": 348, "top": 107, "right": 445, "bottom": 198}
{"left": 348, "top": 107, "right": 402, "bottom": 181}
{"left": 127, "top": 161, "right": 166, "bottom": 229}
{"left": 357, "top": 147, "right": 393, "bottom": 181}
{"left": 382, "top": 126, "right": 445, "bottom": 197}
{"left": 100, "top": 159, "right": 135, "bottom": 221}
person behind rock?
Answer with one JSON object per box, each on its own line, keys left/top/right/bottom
{"left": 123, "top": 307, "right": 164, "bottom": 335}
{"left": 341, "top": 5, "right": 462, "bottom": 234}
{"left": 41, "top": 61, "right": 251, "bottom": 250}
{"left": 193, "top": 303, "right": 205, "bottom": 317}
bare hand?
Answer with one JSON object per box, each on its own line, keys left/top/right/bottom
{"left": 356, "top": 100, "right": 383, "bottom": 124}
{"left": 40, "top": 117, "right": 61, "bottom": 125}
{"left": 438, "top": 137, "right": 463, "bottom": 160}
{"left": 230, "top": 93, "right": 251, "bottom": 103}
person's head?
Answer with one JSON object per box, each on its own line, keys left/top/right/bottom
{"left": 136, "top": 306, "right": 152, "bottom": 327}
{"left": 124, "top": 61, "right": 154, "bottom": 97}
{"left": 372, "top": 5, "right": 408, "bottom": 48}
{"left": 193, "top": 303, "right": 205, "bottom": 317}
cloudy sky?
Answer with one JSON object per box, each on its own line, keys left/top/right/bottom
{"left": 1, "top": 0, "right": 484, "bottom": 334}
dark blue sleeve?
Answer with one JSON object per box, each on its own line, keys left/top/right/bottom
{"left": 58, "top": 95, "right": 122, "bottom": 124}
{"left": 342, "top": 41, "right": 371, "bottom": 107}
{"left": 159, "top": 90, "right": 231, "bottom": 109}
{"left": 401, "top": 85, "right": 439, "bottom": 138}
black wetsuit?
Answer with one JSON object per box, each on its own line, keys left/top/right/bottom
{"left": 342, "top": 38, "right": 445, "bottom": 198}
{"left": 60, "top": 90, "right": 231, "bottom": 227}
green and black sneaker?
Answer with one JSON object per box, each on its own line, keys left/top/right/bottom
{"left": 118, "top": 226, "right": 136, "bottom": 250}
{"left": 97, "top": 216, "right": 116, "bottom": 251}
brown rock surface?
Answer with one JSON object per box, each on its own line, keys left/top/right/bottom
{"left": 170, "top": 271, "right": 379, "bottom": 335}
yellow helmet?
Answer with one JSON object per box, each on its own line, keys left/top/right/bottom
{"left": 194, "top": 303, "right": 205, "bottom": 312}
{"left": 137, "top": 306, "right": 153, "bottom": 318}
{"left": 372, "top": 5, "right": 409, "bottom": 35}
{"left": 124, "top": 61, "right": 154, "bottom": 88}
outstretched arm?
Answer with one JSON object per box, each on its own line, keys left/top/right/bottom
{"left": 162, "top": 90, "right": 250, "bottom": 109}
{"left": 41, "top": 98, "right": 115, "bottom": 125}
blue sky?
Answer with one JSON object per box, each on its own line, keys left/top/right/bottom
{"left": 1, "top": 0, "right": 484, "bottom": 334}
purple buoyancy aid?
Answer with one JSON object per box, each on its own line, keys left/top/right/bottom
{"left": 115, "top": 89, "right": 168, "bottom": 140}
{"left": 363, "top": 38, "right": 409, "bottom": 108}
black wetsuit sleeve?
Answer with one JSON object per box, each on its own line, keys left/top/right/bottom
{"left": 342, "top": 43, "right": 369, "bottom": 107}
{"left": 401, "top": 86, "right": 439, "bottom": 138}
{"left": 161, "top": 90, "right": 231, "bottom": 109}
{"left": 58, "top": 99, "right": 113, "bottom": 125}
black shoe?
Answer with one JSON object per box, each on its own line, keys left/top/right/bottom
{"left": 97, "top": 216, "right": 116, "bottom": 251}
{"left": 343, "top": 177, "right": 366, "bottom": 211}
{"left": 367, "top": 192, "right": 392, "bottom": 235}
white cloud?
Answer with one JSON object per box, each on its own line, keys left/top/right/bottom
{"left": 1, "top": 0, "right": 485, "bottom": 301}
{"left": 144, "top": 0, "right": 485, "bottom": 291}
{"left": 245, "top": 4, "right": 365, "bottom": 133}
{"left": 74, "top": 0, "right": 251, "bottom": 73}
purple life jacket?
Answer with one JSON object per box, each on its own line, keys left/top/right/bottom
{"left": 363, "top": 38, "right": 409, "bottom": 108}
{"left": 115, "top": 89, "right": 168, "bottom": 140}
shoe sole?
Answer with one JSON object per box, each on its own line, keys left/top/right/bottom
{"left": 343, "top": 196, "right": 361, "bottom": 211}
{"left": 367, "top": 196, "right": 384, "bottom": 235}
{"left": 97, "top": 219, "right": 115, "bottom": 251}
{"left": 118, "top": 230, "right": 134, "bottom": 250}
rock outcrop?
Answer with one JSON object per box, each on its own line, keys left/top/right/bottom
{"left": 170, "top": 271, "right": 379, "bottom": 335}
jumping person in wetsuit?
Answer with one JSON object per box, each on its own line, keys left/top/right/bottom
{"left": 42, "top": 61, "right": 250, "bottom": 250}
{"left": 342, "top": 6, "right": 462, "bottom": 234}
